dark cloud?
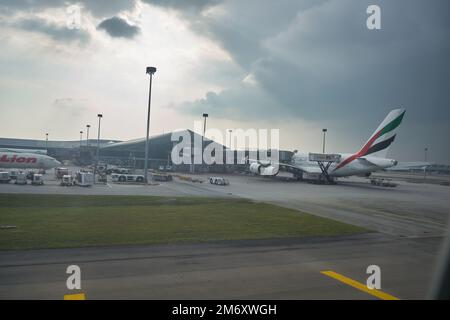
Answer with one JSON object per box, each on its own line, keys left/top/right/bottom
{"left": 97, "top": 16, "right": 140, "bottom": 38}
{"left": 142, "top": 0, "right": 220, "bottom": 13}
{"left": 180, "top": 85, "right": 281, "bottom": 121}
{"left": 153, "top": 0, "right": 450, "bottom": 162}
{"left": 171, "top": 0, "right": 450, "bottom": 123}
{"left": 0, "top": 0, "right": 137, "bottom": 42}
{"left": 79, "top": 0, "right": 137, "bottom": 17}
{"left": 1, "top": 0, "right": 449, "bottom": 161}
{"left": 16, "top": 16, "right": 90, "bottom": 43}
{"left": 0, "top": 0, "right": 137, "bottom": 17}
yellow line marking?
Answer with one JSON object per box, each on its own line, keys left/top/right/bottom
{"left": 64, "top": 293, "right": 86, "bottom": 300}
{"left": 321, "top": 270, "right": 400, "bottom": 300}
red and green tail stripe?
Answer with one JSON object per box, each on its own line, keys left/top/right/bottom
{"left": 334, "top": 110, "right": 405, "bottom": 170}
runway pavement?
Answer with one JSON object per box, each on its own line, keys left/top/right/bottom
{"left": 0, "top": 233, "right": 442, "bottom": 299}
{"left": 0, "top": 171, "right": 449, "bottom": 299}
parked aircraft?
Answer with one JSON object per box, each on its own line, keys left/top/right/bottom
{"left": 0, "top": 151, "right": 61, "bottom": 169}
{"left": 249, "top": 109, "right": 406, "bottom": 181}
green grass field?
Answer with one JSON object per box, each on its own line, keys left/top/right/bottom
{"left": 0, "top": 194, "right": 368, "bottom": 250}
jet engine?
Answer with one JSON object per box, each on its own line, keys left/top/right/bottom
{"left": 249, "top": 162, "right": 279, "bottom": 176}
{"left": 249, "top": 162, "right": 261, "bottom": 174}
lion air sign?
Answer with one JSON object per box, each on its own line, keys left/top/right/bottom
{"left": 0, "top": 154, "right": 37, "bottom": 164}
{"left": 0, "top": 152, "right": 60, "bottom": 169}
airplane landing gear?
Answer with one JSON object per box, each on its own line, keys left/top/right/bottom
{"left": 317, "top": 161, "right": 336, "bottom": 184}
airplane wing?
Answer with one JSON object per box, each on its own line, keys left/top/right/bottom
{"left": 386, "top": 161, "right": 433, "bottom": 171}
{"left": 356, "top": 157, "right": 383, "bottom": 169}
{"left": 279, "top": 162, "right": 322, "bottom": 174}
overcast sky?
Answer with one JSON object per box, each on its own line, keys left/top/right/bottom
{"left": 0, "top": 0, "right": 449, "bottom": 163}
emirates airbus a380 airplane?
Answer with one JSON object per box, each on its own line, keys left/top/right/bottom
{"left": 249, "top": 108, "right": 406, "bottom": 180}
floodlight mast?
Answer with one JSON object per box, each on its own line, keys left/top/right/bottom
{"left": 322, "top": 128, "right": 328, "bottom": 154}
{"left": 144, "top": 66, "right": 157, "bottom": 183}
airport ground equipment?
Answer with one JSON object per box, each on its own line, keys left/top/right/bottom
{"left": 26, "top": 170, "right": 36, "bottom": 180}
{"left": 308, "top": 153, "right": 341, "bottom": 184}
{"left": 60, "top": 175, "right": 74, "bottom": 186}
{"left": 15, "top": 172, "right": 27, "bottom": 185}
{"left": 95, "top": 162, "right": 108, "bottom": 174}
{"left": 209, "top": 177, "right": 230, "bottom": 186}
{"left": 158, "top": 165, "right": 173, "bottom": 172}
{"left": 0, "top": 171, "right": 11, "bottom": 183}
{"left": 55, "top": 167, "right": 69, "bottom": 180}
{"left": 174, "top": 174, "right": 204, "bottom": 183}
{"left": 152, "top": 172, "right": 172, "bottom": 182}
{"left": 111, "top": 173, "right": 145, "bottom": 183}
{"left": 98, "top": 173, "right": 107, "bottom": 183}
{"left": 106, "top": 167, "right": 133, "bottom": 175}
{"left": 31, "top": 174, "right": 44, "bottom": 185}
{"left": 370, "top": 177, "right": 397, "bottom": 187}
{"left": 75, "top": 171, "right": 93, "bottom": 187}
{"left": 9, "top": 170, "right": 18, "bottom": 180}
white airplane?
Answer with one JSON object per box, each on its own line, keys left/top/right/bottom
{"left": 249, "top": 108, "right": 406, "bottom": 181}
{"left": 0, "top": 151, "right": 61, "bottom": 170}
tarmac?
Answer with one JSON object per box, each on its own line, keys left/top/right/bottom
{"left": 0, "top": 233, "right": 442, "bottom": 299}
{"left": 0, "top": 170, "right": 449, "bottom": 299}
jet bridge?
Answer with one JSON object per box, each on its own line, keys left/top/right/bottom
{"left": 308, "top": 153, "right": 341, "bottom": 184}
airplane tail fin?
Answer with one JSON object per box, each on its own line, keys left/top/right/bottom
{"left": 357, "top": 108, "right": 405, "bottom": 158}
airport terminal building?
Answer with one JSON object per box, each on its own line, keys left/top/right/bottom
{"left": 0, "top": 130, "right": 294, "bottom": 173}
{"left": 2, "top": 132, "right": 449, "bottom": 174}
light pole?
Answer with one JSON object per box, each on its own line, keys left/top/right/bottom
{"left": 424, "top": 147, "right": 428, "bottom": 180}
{"left": 144, "top": 66, "right": 157, "bottom": 183}
{"left": 86, "top": 124, "right": 90, "bottom": 147}
{"left": 95, "top": 114, "right": 102, "bottom": 183}
{"left": 96, "top": 114, "right": 102, "bottom": 162}
{"left": 322, "top": 128, "right": 327, "bottom": 154}
{"left": 202, "top": 113, "right": 208, "bottom": 137}
{"left": 201, "top": 113, "right": 208, "bottom": 171}
{"left": 228, "top": 129, "right": 233, "bottom": 170}
{"left": 80, "top": 131, "right": 83, "bottom": 147}
{"left": 45, "top": 133, "right": 48, "bottom": 151}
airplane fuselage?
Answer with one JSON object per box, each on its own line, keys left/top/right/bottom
{"left": 0, "top": 152, "right": 61, "bottom": 170}
{"left": 291, "top": 152, "right": 398, "bottom": 177}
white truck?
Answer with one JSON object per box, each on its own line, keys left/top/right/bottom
{"left": 111, "top": 173, "right": 145, "bottom": 183}
{"left": 0, "top": 171, "right": 11, "bottom": 183}
{"left": 55, "top": 167, "right": 69, "bottom": 180}
{"left": 60, "top": 175, "right": 74, "bottom": 186}
{"left": 15, "top": 172, "right": 27, "bottom": 185}
{"left": 75, "top": 171, "right": 94, "bottom": 187}
{"left": 209, "top": 177, "right": 230, "bottom": 186}
{"left": 31, "top": 174, "right": 44, "bottom": 185}
{"left": 9, "top": 170, "right": 19, "bottom": 180}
